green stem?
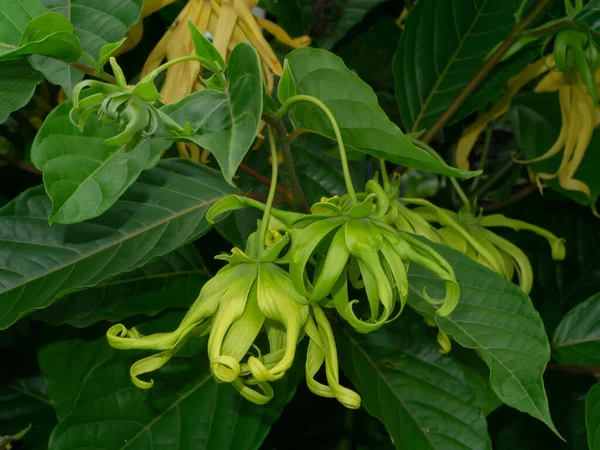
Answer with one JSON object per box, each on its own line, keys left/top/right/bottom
{"left": 469, "top": 124, "right": 493, "bottom": 192}
{"left": 140, "top": 55, "right": 227, "bottom": 85}
{"left": 410, "top": 138, "right": 471, "bottom": 208}
{"left": 258, "top": 126, "right": 280, "bottom": 251}
{"left": 275, "top": 94, "right": 357, "bottom": 205}
{"left": 379, "top": 158, "right": 390, "bottom": 191}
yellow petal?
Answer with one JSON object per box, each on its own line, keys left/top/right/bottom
{"left": 255, "top": 17, "right": 311, "bottom": 48}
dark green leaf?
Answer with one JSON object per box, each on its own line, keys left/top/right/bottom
{"left": 0, "top": 1, "right": 80, "bottom": 62}
{"left": 280, "top": 47, "right": 479, "bottom": 179}
{"left": 336, "top": 16, "right": 401, "bottom": 91}
{"left": 32, "top": 0, "right": 142, "bottom": 93}
{"left": 394, "top": 0, "right": 521, "bottom": 132}
{"left": 260, "top": 0, "right": 384, "bottom": 50}
{"left": 40, "top": 315, "right": 303, "bottom": 449}
{"left": 162, "top": 43, "right": 263, "bottom": 184}
{"left": 586, "top": 383, "right": 600, "bottom": 450}
{"left": 552, "top": 293, "right": 600, "bottom": 365}
{"left": 335, "top": 314, "right": 491, "bottom": 450}
{"left": 31, "top": 100, "right": 170, "bottom": 224}
{"left": 508, "top": 93, "right": 600, "bottom": 205}
{"left": 31, "top": 245, "right": 210, "bottom": 328}
{"left": 0, "top": 59, "right": 44, "bottom": 124}
{"left": 0, "top": 159, "right": 234, "bottom": 330}
{"left": 0, "top": 375, "right": 56, "bottom": 450}
{"left": 407, "top": 239, "right": 559, "bottom": 435}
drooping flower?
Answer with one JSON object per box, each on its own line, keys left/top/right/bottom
{"left": 393, "top": 198, "right": 565, "bottom": 295}
{"left": 107, "top": 228, "right": 360, "bottom": 407}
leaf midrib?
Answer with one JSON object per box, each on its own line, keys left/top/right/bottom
{"left": 411, "top": 0, "right": 487, "bottom": 132}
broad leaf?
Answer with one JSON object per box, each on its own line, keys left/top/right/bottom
{"left": 31, "top": 245, "right": 210, "bottom": 328}
{"left": 0, "top": 374, "right": 56, "bottom": 450}
{"left": 40, "top": 315, "right": 303, "bottom": 449}
{"left": 552, "top": 293, "right": 600, "bottom": 365}
{"left": 31, "top": 100, "right": 169, "bottom": 224}
{"left": 0, "top": 1, "right": 80, "bottom": 62}
{"left": 0, "top": 59, "right": 44, "bottom": 124}
{"left": 336, "top": 17, "right": 401, "bottom": 91}
{"left": 335, "top": 314, "right": 491, "bottom": 450}
{"left": 407, "top": 239, "right": 559, "bottom": 435}
{"left": 162, "top": 43, "right": 263, "bottom": 184}
{"left": 260, "top": 0, "right": 384, "bottom": 50}
{"left": 508, "top": 93, "right": 600, "bottom": 206}
{"left": 32, "top": 0, "right": 142, "bottom": 93}
{"left": 586, "top": 383, "right": 600, "bottom": 450}
{"left": 394, "top": 0, "right": 521, "bottom": 132}
{"left": 0, "top": 159, "right": 234, "bottom": 330}
{"left": 280, "top": 47, "right": 479, "bottom": 179}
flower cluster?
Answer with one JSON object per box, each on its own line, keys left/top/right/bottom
{"left": 107, "top": 174, "right": 464, "bottom": 408}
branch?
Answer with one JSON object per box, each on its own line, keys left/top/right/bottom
{"left": 239, "top": 163, "right": 293, "bottom": 199}
{"left": 243, "top": 192, "right": 288, "bottom": 205}
{"left": 72, "top": 61, "right": 116, "bottom": 84}
{"left": 547, "top": 364, "right": 600, "bottom": 376}
{"left": 482, "top": 184, "right": 537, "bottom": 211}
{"left": 0, "top": 154, "right": 41, "bottom": 175}
{"left": 421, "top": 0, "right": 550, "bottom": 144}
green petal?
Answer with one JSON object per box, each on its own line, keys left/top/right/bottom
{"left": 478, "top": 214, "right": 566, "bottom": 260}
{"left": 309, "top": 227, "right": 350, "bottom": 302}
{"left": 365, "top": 179, "right": 389, "bottom": 218}
{"left": 208, "top": 272, "right": 258, "bottom": 383}
{"left": 480, "top": 228, "right": 534, "bottom": 294}
{"left": 396, "top": 202, "right": 442, "bottom": 244}
{"left": 305, "top": 307, "right": 361, "bottom": 409}
{"left": 380, "top": 238, "right": 408, "bottom": 311}
{"left": 437, "top": 227, "right": 469, "bottom": 254}
{"left": 289, "top": 217, "right": 345, "bottom": 298}
{"left": 470, "top": 226, "right": 509, "bottom": 278}
{"left": 231, "top": 377, "right": 274, "bottom": 405}
{"left": 255, "top": 264, "right": 309, "bottom": 379}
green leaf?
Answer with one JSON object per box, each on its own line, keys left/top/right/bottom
{"left": 0, "top": 159, "right": 234, "bottom": 330}
{"left": 188, "top": 21, "right": 225, "bottom": 73}
{"left": 31, "top": 245, "right": 210, "bottom": 328}
{"left": 336, "top": 16, "right": 401, "bottom": 91}
{"left": 162, "top": 44, "right": 263, "bottom": 184}
{"left": 586, "top": 383, "right": 600, "bottom": 450}
{"left": 0, "top": 59, "right": 44, "bottom": 124}
{"left": 260, "top": 0, "right": 384, "bottom": 50}
{"left": 97, "top": 38, "right": 127, "bottom": 68}
{"left": 40, "top": 315, "right": 303, "bottom": 449}
{"left": 508, "top": 92, "right": 600, "bottom": 205}
{"left": 407, "top": 239, "right": 559, "bottom": 436}
{"left": 280, "top": 47, "right": 479, "bottom": 179}
{"left": 0, "top": 0, "right": 80, "bottom": 62}
{"left": 0, "top": 375, "right": 56, "bottom": 450}
{"left": 335, "top": 313, "right": 491, "bottom": 450}
{"left": 552, "top": 293, "right": 600, "bottom": 365}
{"left": 31, "top": 0, "right": 142, "bottom": 93}
{"left": 394, "top": 0, "right": 521, "bottom": 132}
{"left": 31, "top": 100, "right": 169, "bottom": 224}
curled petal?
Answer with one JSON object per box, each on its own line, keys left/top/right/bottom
{"left": 305, "top": 307, "right": 361, "bottom": 409}
{"left": 437, "top": 329, "right": 452, "bottom": 355}
{"left": 231, "top": 377, "right": 274, "bottom": 405}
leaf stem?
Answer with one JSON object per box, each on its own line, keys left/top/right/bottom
{"left": 275, "top": 94, "right": 357, "bottom": 205}
{"left": 379, "top": 158, "right": 390, "bottom": 191}
{"left": 258, "top": 126, "right": 281, "bottom": 251}
{"left": 409, "top": 138, "right": 471, "bottom": 208}
{"left": 420, "top": 0, "right": 550, "bottom": 144}
{"left": 72, "top": 61, "right": 116, "bottom": 84}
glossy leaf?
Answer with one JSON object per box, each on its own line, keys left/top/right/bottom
{"left": 31, "top": 0, "right": 142, "bottom": 93}
{"left": 335, "top": 314, "right": 491, "bottom": 450}
{"left": 394, "top": 0, "right": 521, "bottom": 132}
{"left": 0, "top": 374, "right": 56, "bottom": 450}
{"left": 407, "top": 239, "right": 559, "bottom": 435}
{"left": 586, "top": 383, "right": 600, "bottom": 450}
{"left": 31, "top": 100, "right": 170, "bottom": 224}
{"left": 0, "top": 159, "right": 234, "bottom": 330}
{"left": 260, "top": 0, "right": 384, "bottom": 50}
{"left": 0, "top": 59, "right": 44, "bottom": 124}
{"left": 280, "top": 47, "right": 479, "bottom": 179}
{"left": 552, "top": 293, "right": 600, "bottom": 366}
{"left": 40, "top": 315, "right": 303, "bottom": 449}
{"left": 0, "top": 1, "right": 80, "bottom": 62}
{"left": 31, "top": 245, "right": 210, "bottom": 328}
{"left": 162, "top": 43, "right": 263, "bottom": 184}
{"left": 508, "top": 93, "right": 600, "bottom": 205}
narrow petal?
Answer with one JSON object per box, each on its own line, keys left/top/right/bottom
{"left": 309, "top": 227, "right": 350, "bottom": 302}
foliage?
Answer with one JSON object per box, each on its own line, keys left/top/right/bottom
{"left": 1, "top": 0, "right": 600, "bottom": 449}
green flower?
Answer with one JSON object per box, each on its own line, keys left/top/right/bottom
{"left": 70, "top": 57, "right": 185, "bottom": 146}
{"left": 394, "top": 198, "right": 565, "bottom": 294}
